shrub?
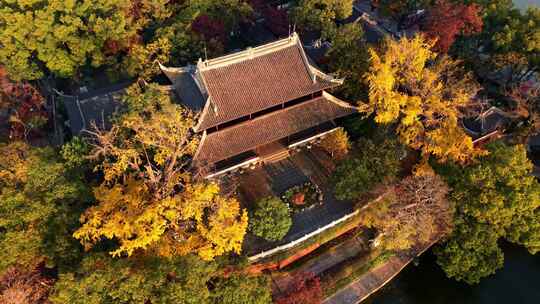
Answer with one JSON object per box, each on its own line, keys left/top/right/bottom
{"left": 318, "top": 128, "right": 350, "bottom": 159}
{"left": 61, "top": 136, "right": 91, "bottom": 170}
{"left": 249, "top": 197, "right": 292, "bottom": 242}
{"left": 282, "top": 181, "right": 323, "bottom": 212}
{"left": 274, "top": 272, "right": 322, "bottom": 304}
{"left": 211, "top": 274, "right": 272, "bottom": 304}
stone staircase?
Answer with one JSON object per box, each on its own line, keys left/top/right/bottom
{"left": 264, "top": 149, "right": 290, "bottom": 163}
{"left": 257, "top": 141, "right": 290, "bottom": 163}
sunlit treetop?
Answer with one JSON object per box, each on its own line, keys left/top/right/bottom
{"left": 363, "top": 35, "right": 485, "bottom": 164}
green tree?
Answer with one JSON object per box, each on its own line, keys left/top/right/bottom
{"left": 249, "top": 197, "right": 292, "bottom": 242}
{"left": 153, "top": 19, "right": 222, "bottom": 68}
{"left": 376, "top": 0, "right": 432, "bottom": 22}
{"left": 435, "top": 221, "right": 504, "bottom": 284}
{"left": 435, "top": 142, "right": 540, "bottom": 284}
{"left": 0, "top": 0, "right": 134, "bottom": 80}
{"left": 325, "top": 23, "right": 370, "bottom": 101}
{"left": 61, "top": 136, "right": 91, "bottom": 170}
{"left": 50, "top": 254, "right": 217, "bottom": 304}
{"left": 73, "top": 84, "right": 248, "bottom": 261}
{"left": 292, "top": 0, "right": 353, "bottom": 38}
{"left": 115, "top": 0, "right": 250, "bottom": 80}
{"left": 332, "top": 137, "right": 403, "bottom": 201}
{"left": 452, "top": 2, "right": 539, "bottom": 86}
{"left": 490, "top": 7, "right": 539, "bottom": 70}
{"left": 0, "top": 142, "right": 89, "bottom": 272}
{"left": 211, "top": 275, "right": 272, "bottom": 304}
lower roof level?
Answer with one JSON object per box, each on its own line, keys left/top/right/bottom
{"left": 194, "top": 91, "right": 356, "bottom": 166}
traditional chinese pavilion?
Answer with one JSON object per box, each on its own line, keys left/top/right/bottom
{"left": 160, "top": 33, "right": 356, "bottom": 177}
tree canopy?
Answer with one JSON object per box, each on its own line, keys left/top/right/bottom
{"left": 0, "top": 142, "right": 89, "bottom": 272}
{"left": 423, "top": 0, "right": 483, "bottom": 53}
{"left": 333, "top": 136, "right": 403, "bottom": 201}
{"left": 293, "top": 0, "right": 353, "bottom": 38}
{"left": 0, "top": 68, "right": 48, "bottom": 140}
{"left": 435, "top": 142, "right": 540, "bottom": 284}
{"left": 73, "top": 84, "right": 248, "bottom": 260}
{"left": 50, "top": 254, "right": 217, "bottom": 304}
{"left": 211, "top": 274, "right": 272, "bottom": 304}
{"left": 0, "top": 264, "right": 54, "bottom": 304}
{"left": 362, "top": 172, "right": 452, "bottom": 251}
{"left": 451, "top": 1, "right": 539, "bottom": 86}
{"left": 318, "top": 127, "right": 350, "bottom": 160}
{"left": 249, "top": 196, "right": 292, "bottom": 242}
{"left": 325, "top": 23, "right": 370, "bottom": 101}
{"left": 363, "top": 35, "right": 484, "bottom": 164}
{"left": 0, "top": 0, "right": 135, "bottom": 80}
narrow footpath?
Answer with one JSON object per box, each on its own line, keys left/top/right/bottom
{"left": 322, "top": 238, "right": 440, "bottom": 304}
{"left": 272, "top": 235, "right": 367, "bottom": 294}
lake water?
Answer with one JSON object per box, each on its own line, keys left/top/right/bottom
{"left": 513, "top": 0, "right": 539, "bottom": 10}
{"left": 365, "top": 244, "right": 540, "bottom": 304}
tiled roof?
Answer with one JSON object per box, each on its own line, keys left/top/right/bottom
{"left": 63, "top": 82, "right": 131, "bottom": 135}
{"left": 462, "top": 107, "right": 512, "bottom": 140}
{"left": 160, "top": 65, "right": 206, "bottom": 111}
{"left": 194, "top": 93, "right": 356, "bottom": 164}
{"left": 194, "top": 34, "right": 342, "bottom": 131}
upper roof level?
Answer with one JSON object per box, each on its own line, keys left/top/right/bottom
{"left": 161, "top": 33, "right": 344, "bottom": 132}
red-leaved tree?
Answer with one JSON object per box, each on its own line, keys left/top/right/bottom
{"left": 264, "top": 6, "right": 289, "bottom": 37}
{"left": 192, "top": 14, "right": 227, "bottom": 45}
{"left": 423, "top": 0, "right": 483, "bottom": 53}
{"left": 0, "top": 67, "right": 48, "bottom": 140}
{"left": 275, "top": 272, "right": 323, "bottom": 304}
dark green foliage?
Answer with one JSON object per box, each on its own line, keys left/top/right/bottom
{"left": 211, "top": 275, "right": 272, "bottom": 304}
{"left": 0, "top": 143, "right": 90, "bottom": 272}
{"left": 292, "top": 0, "right": 354, "bottom": 38}
{"left": 249, "top": 196, "right": 292, "bottom": 241}
{"left": 435, "top": 221, "right": 504, "bottom": 284}
{"left": 50, "top": 253, "right": 273, "bottom": 304}
{"left": 50, "top": 254, "right": 217, "bottom": 304}
{"left": 332, "top": 137, "right": 402, "bottom": 200}
{"left": 325, "top": 23, "right": 370, "bottom": 101}
{"left": 341, "top": 115, "right": 377, "bottom": 140}
{"left": 435, "top": 142, "right": 540, "bottom": 284}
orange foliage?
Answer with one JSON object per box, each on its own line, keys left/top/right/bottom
{"left": 423, "top": 0, "right": 483, "bottom": 53}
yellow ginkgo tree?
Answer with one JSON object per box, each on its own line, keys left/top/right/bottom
{"left": 362, "top": 35, "right": 485, "bottom": 164}
{"left": 73, "top": 83, "right": 247, "bottom": 261}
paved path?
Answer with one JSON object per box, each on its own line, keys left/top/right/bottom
{"left": 322, "top": 254, "right": 410, "bottom": 304}
{"left": 272, "top": 235, "right": 367, "bottom": 294}
{"left": 322, "top": 238, "right": 440, "bottom": 304}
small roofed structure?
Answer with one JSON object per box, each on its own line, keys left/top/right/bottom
{"left": 462, "top": 107, "right": 512, "bottom": 145}
{"left": 62, "top": 82, "right": 132, "bottom": 135}
{"left": 161, "top": 33, "right": 357, "bottom": 177}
